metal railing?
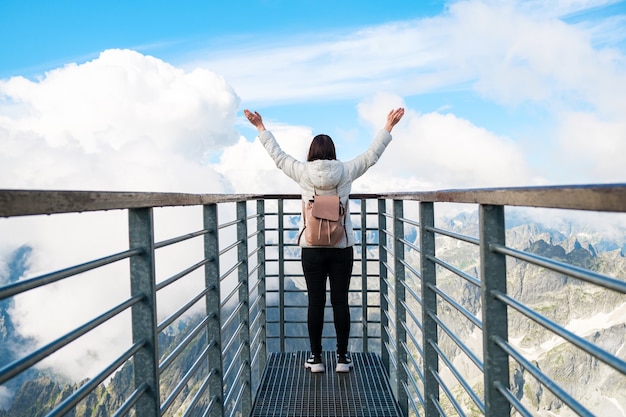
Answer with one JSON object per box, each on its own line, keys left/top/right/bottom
{"left": 0, "top": 184, "right": 625, "bottom": 417}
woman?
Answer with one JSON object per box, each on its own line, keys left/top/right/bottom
{"left": 245, "top": 107, "right": 404, "bottom": 373}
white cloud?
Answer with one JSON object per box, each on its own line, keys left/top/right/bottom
{"left": 0, "top": 48, "right": 240, "bottom": 192}
{"left": 357, "top": 94, "right": 535, "bottom": 190}
{"left": 0, "top": 49, "right": 243, "bottom": 381}
{"left": 192, "top": 0, "right": 625, "bottom": 184}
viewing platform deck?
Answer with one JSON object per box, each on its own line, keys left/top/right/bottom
{"left": 252, "top": 352, "right": 402, "bottom": 417}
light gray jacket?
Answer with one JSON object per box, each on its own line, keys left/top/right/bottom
{"left": 258, "top": 129, "right": 392, "bottom": 248}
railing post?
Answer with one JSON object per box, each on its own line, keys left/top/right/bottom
{"left": 237, "top": 201, "right": 253, "bottom": 416}
{"left": 204, "top": 203, "right": 224, "bottom": 417}
{"left": 420, "top": 202, "right": 439, "bottom": 416}
{"left": 277, "top": 198, "right": 286, "bottom": 352}
{"left": 360, "top": 198, "right": 369, "bottom": 352}
{"left": 378, "top": 198, "right": 390, "bottom": 371}
{"left": 256, "top": 199, "right": 268, "bottom": 374}
{"left": 480, "top": 204, "right": 510, "bottom": 416}
{"left": 128, "top": 208, "right": 161, "bottom": 417}
{"left": 393, "top": 200, "right": 409, "bottom": 417}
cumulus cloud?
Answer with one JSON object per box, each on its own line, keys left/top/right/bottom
{"left": 0, "top": 48, "right": 240, "bottom": 192}
{"left": 0, "top": 49, "right": 242, "bottom": 381}
{"left": 196, "top": 0, "right": 625, "bottom": 183}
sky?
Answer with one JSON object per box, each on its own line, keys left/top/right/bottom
{"left": 1, "top": 0, "right": 626, "bottom": 391}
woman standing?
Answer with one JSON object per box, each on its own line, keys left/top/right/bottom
{"left": 245, "top": 107, "right": 404, "bottom": 373}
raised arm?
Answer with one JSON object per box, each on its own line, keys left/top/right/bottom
{"left": 344, "top": 107, "right": 405, "bottom": 180}
{"left": 244, "top": 109, "right": 304, "bottom": 182}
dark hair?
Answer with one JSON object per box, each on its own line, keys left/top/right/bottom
{"left": 307, "top": 134, "right": 336, "bottom": 161}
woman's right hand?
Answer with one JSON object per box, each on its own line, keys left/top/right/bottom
{"left": 385, "top": 108, "right": 405, "bottom": 132}
{"left": 244, "top": 109, "right": 266, "bottom": 132}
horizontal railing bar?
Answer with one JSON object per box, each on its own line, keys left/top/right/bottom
{"left": 385, "top": 341, "right": 398, "bottom": 370}
{"left": 250, "top": 344, "right": 261, "bottom": 373}
{"left": 403, "top": 381, "right": 423, "bottom": 417}
{"left": 160, "top": 342, "right": 211, "bottom": 415}
{"left": 159, "top": 316, "right": 211, "bottom": 373}
{"left": 495, "top": 381, "right": 534, "bottom": 417}
{"left": 156, "top": 258, "right": 211, "bottom": 291}
{"left": 401, "top": 322, "right": 424, "bottom": 359}
{"left": 399, "top": 237, "right": 420, "bottom": 252}
{"left": 382, "top": 293, "right": 397, "bottom": 315}
{"left": 248, "top": 294, "right": 262, "bottom": 316}
{"left": 384, "top": 184, "right": 626, "bottom": 212}
{"left": 430, "top": 339, "right": 485, "bottom": 413}
{"left": 222, "top": 323, "right": 246, "bottom": 361}
{"left": 401, "top": 301, "right": 424, "bottom": 335}
{"left": 492, "top": 244, "right": 626, "bottom": 294}
{"left": 398, "top": 216, "right": 420, "bottom": 228}
{"left": 221, "top": 281, "right": 245, "bottom": 310}
{"left": 0, "top": 294, "right": 143, "bottom": 385}
{"left": 0, "top": 247, "right": 142, "bottom": 301}
{"left": 221, "top": 303, "right": 245, "bottom": 335}
{"left": 247, "top": 212, "right": 261, "bottom": 220}
{"left": 400, "top": 362, "right": 423, "bottom": 405}
{"left": 181, "top": 369, "right": 217, "bottom": 417}
{"left": 430, "top": 392, "right": 446, "bottom": 416}
{"left": 429, "top": 254, "right": 481, "bottom": 288}
{"left": 401, "top": 340, "right": 425, "bottom": 383}
{"left": 225, "top": 379, "right": 248, "bottom": 417}
{"left": 427, "top": 225, "right": 480, "bottom": 245}
{"left": 428, "top": 283, "right": 482, "bottom": 329}
{"left": 45, "top": 340, "right": 144, "bottom": 417}
{"left": 111, "top": 382, "right": 149, "bottom": 417}
{"left": 3, "top": 186, "right": 625, "bottom": 218}
{"left": 0, "top": 190, "right": 266, "bottom": 217}
{"left": 249, "top": 320, "right": 264, "bottom": 349}
{"left": 495, "top": 291, "right": 626, "bottom": 374}
{"left": 219, "top": 239, "right": 244, "bottom": 256}
{"left": 494, "top": 336, "right": 594, "bottom": 417}
{"left": 222, "top": 342, "right": 247, "bottom": 384}
{"left": 430, "top": 366, "right": 468, "bottom": 417}
{"left": 218, "top": 218, "right": 243, "bottom": 230}
{"left": 401, "top": 280, "right": 423, "bottom": 307}
{"left": 219, "top": 260, "right": 244, "bottom": 283}
{"left": 399, "top": 258, "right": 422, "bottom": 281}
{"left": 248, "top": 245, "right": 262, "bottom": 259}
{"left": 155, "top": 229, "right": 210, "bottom": 249}
{"left": 384, "top": 324, "right": 398, "bottom": 353}
{"left": 265, "top": 335, "right": 382, "bottom": 341}
{"left": 157, "top": 287, "right": 209, "bottom": 333}
{"left": 200, "top": 397, "right": 218, "bottom": 417}
{"left": 429, "top": 311, "right": 484, "bottom": 371}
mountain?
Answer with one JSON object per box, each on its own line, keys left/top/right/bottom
{"left": 0, "top": 246, "right": 53, "bottom": 411}
{"left": 409, "top": 209, "right": 626, "bottom": 417}
{"left": 1, "top": 211, "right": 625, "bottom": 416}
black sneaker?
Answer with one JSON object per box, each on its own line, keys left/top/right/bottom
{"left": 304, "top": 354, "right": 325, "bottom": 373}
{"left": 336, "top": 354, "right": 353, "bottom": 373}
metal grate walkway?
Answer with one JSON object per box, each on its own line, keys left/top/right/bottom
{"left": 251, "top": 352, "right": 404, "bottom": 417}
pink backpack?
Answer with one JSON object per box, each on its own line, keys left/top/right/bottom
{"left": 298, "top": 193, "right": 347, "bottom": 246}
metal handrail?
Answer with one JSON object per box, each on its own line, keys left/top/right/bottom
{"left": 0, "top": 185, "right": 624, "bottom": 417}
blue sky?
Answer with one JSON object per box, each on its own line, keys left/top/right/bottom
{"left": 1, "top": 0, "right": 625, "bottom": 195}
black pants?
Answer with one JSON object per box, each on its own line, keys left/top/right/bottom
{"left": 301, "top": 247, "right": 354, "bottom": 356}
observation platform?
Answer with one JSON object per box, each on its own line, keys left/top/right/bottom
{"left": 252, "top": 352, "right": 402, "bottom": 417}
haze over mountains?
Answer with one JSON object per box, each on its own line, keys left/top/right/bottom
{"left": 1, "top": 209, "right": 624, "bottom": 416}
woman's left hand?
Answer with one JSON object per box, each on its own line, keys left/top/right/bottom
{"left": 244, "top": 109, "right": 266, "bottom": 132}
{"left": 385, "top": 108, "right": 405, "bottom": 132}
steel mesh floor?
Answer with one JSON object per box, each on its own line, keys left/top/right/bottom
{"left": 251, "top": 351, "right": 403, "bottom": 417}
